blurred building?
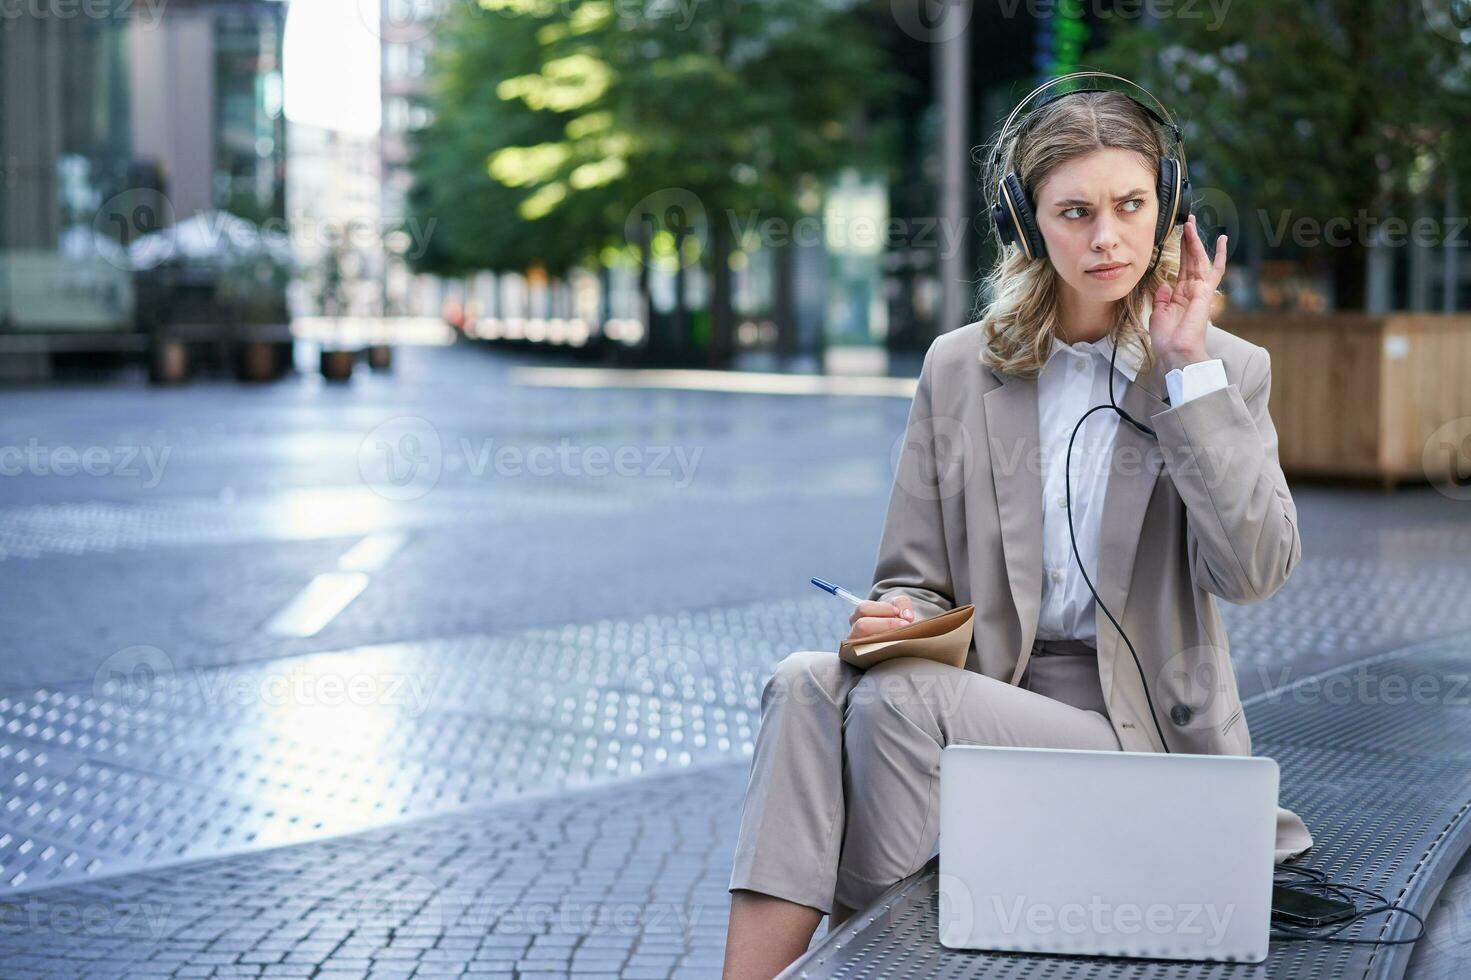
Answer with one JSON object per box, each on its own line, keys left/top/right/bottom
{"left": 0, "top": 0, "right": 288, "bottom": 339}
{"left": 129, "top": 0, "right": 288, "bottom": 226}
{"left": 285, "top": 122, "right": 382, "bottom": 317}
{"left": 379, "top": 0, "right": 443, "bottom": 317}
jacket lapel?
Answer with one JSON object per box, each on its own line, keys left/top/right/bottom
{"left": 982, "top": 372, "right": 1044, "bottom": 682}
{"left": 982, "top": 342, "right": 1171, "bottom": 689}
{"left": 1092, "top": 355, "right": 1170, "bottom": 701}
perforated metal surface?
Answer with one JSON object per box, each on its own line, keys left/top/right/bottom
{"left": 783, "top": 631, "right": 1471, "bottom": 979}
{"left": 0, "top": 595, "right": 852, "bottom": 895}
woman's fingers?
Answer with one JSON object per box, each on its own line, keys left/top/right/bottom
{"left": 850, "top": 599, "right": 897, "bottom": 626}
{"left": 850, "top": 599, "right": 913, "bottom": 621}
{"left": 850, "top": 615, "right": 909, "bottom": 639}
{"left": 1181, "top": 215, "right": 1196, "bottom": 283}
{"left": 1188, "top": 215, "right": 1207, "bottom": 282}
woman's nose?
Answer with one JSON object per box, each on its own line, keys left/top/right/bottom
{"left": 1092, "top": 215, "right": 1122, "bottom": 251}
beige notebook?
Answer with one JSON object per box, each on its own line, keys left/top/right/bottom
{"left": 838, "top": 604, "right": 975, "bottom": 670}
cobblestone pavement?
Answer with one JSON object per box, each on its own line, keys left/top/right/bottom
{"left": 1, "top": 341, "right": 1469, "bottom": 976}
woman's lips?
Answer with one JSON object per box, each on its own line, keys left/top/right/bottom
{"left": 1086, "top": 263, "right": 1128, "bottom": 280}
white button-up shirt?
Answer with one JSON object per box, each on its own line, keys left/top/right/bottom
{"left": 1035, "top": 333, "right": 1228, "bottom": 645}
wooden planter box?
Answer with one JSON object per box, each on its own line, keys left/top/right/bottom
{"left": 1218, "top": 312, "right": 1471, "bottom": 488}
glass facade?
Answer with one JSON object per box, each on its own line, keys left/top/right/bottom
{"left": 1, "top": 0, "right": 287, "bottom": 335}
{"left": 214, "top": 7, "right": 287, "bottom": 226}
{"left": 1, "top": 8, "right": 139, "bottom": 331}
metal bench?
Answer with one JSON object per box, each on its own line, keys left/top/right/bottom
{"left": 782, "top": 632, "right": 1471, "bottom": 978}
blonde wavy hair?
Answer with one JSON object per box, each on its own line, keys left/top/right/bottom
{"left": 974, "top": 89, "right": 1185, "bottom": 379}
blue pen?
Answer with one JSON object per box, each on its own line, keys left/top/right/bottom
{"left": 810, "top": 577, "right": 868, "bottom": 606}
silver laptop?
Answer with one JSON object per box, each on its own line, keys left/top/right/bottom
{"left": 938, "top": 745, "right": 1278, "bottom": 963}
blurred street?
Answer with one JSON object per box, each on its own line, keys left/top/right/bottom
{"left": 1, "top": 340, "right": 1470, "bottom": 976}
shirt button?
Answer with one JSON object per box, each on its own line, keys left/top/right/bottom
{"left": 1073, "top": 360, "right": 1087, "bottom": 372}
{"left": 1050, "top": 569, "right": 1063, "bottom": 583}
{"left": 1055, "top": 495, "right": 1067, "bottom": 508}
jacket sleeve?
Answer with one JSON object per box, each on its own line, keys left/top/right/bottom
{"left": 1149, "top": 344, "right": 1302, "bottom": 604}
{"left": 867, "top": 343, "right": 958, "bottom": 622}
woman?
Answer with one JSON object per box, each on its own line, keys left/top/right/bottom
{"left": 721, "top": 87, "right": 1313, "bottom": 980}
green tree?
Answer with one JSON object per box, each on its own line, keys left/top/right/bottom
{"left": 404, "top": 0, "right": 905, "bottom": 364}
{"left": 1092, "top": 1, "right": 1471, "bottom": 309}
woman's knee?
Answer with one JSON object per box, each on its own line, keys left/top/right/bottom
{"left": 762, "top": 649, "right": 852, "bottom": 711}
{"left": 846, "top": 657, "right": 971, "bottom": 730}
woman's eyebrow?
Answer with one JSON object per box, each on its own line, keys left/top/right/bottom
{"left": 1051, "top": 187, "right": 1150, "bottom": 207}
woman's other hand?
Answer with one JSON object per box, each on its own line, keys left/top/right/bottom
{"left": 845, "top": 595, "right": 915, "bottom": 642}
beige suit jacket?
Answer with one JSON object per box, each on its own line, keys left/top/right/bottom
{"left": 868, "top": 318, "right": 1314, "bottom": 863}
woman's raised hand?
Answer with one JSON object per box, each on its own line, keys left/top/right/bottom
{"left": 846, "top": 594, "right": 915, "bottom": 642}
{"left": 1148, "top": 213, "right": 1222, "bottom": 371}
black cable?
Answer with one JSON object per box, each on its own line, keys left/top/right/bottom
{"left": 1064, "top": 340, "right": 1427, "bottom": 950}
{"left": 1061, "top": 335, "right": 1169, "bottom": 752}
{"left": 1270, "top": 862, "right": 1427, "bottom": 945}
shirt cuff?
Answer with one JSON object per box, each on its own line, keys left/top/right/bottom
{"left": 1165, "top": 357, "right": 1228, "bottom": 406}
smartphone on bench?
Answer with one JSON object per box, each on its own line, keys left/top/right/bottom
{"left": 1271, "top": 883, "right": 1357, "bottom": 927}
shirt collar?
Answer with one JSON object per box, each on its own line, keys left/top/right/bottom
{"left": 1047, "top": 329, "right": 1144, "bottom": 383}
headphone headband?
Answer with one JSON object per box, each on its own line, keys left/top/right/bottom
{"left": 988, "top": 70, "right": 1189, "bottom": 182}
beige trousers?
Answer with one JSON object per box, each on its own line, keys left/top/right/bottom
{"left": 727, "top": 638, "right": 1123, "bottom": 916}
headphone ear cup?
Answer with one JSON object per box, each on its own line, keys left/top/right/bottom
{"left": 990, "top": 199, "right": 1017, "bottom": 249}
{"left": 998, "top": 172, "right": 1047, "bottom": 261}
{"left": 1155, "top": 155, "right": 1189, "bottom": 249}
